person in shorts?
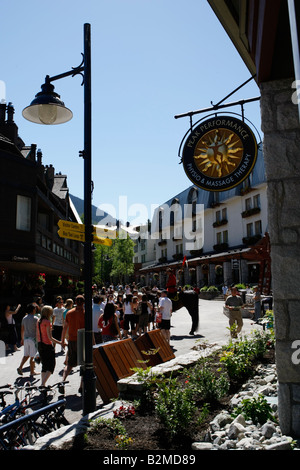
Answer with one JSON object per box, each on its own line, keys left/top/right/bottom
{"left": 158, "top": 290, "right": 172, "bottom": 344}
{"left": 17, "top": 303, "right": 39, "bottom": 377}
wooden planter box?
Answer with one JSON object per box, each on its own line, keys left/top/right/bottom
{"left": 134, "top": 329, "right": 175, "bottom": 366}
{"left": 93, "top": 338, "right": 146, "bottom": 403}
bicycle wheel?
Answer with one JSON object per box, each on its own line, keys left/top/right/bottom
{"left": 24, "top": 421, "right": 49, "bottom": 445}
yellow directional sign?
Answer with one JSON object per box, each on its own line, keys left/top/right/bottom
{"left": 58, "top": 228, "right": 85, "bottom": 242}
{"left": 58, "top": 220, "right": 85, "bottom": 233}
{"left": 93, "top": 235, "right": 113, "bottom": 246}
{"left": 94, "top": 225, "right": 117, "bottom": 239}
{"left": 58, "top": 220, "right": 113, "bottom": 246}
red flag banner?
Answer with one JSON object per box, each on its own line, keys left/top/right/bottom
{"left": 182, "top": 256, "right": 187, "bottom": 267}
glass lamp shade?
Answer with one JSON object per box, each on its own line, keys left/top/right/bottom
{"left": 22, "top": 81, "right": 73, "bottom": 125}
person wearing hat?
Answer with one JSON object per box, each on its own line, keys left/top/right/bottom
{"left": 225, "top": 287, "right": 244, "bottom": 338}
{"left": 166, "top": 268, "right": 177, "bottom": 298}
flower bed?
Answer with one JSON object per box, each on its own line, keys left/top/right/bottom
{"left": 59, "top": 328, "right": 275, "bottom": 450}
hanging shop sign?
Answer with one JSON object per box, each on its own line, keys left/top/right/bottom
{"left": 181, "top": 115, "right": 257, "bottom": 191}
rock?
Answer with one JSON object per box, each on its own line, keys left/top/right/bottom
{"left": 233, "top": 414, "right": 246, "bottom": 426}
{"left": 228, "top": 422, "right": 246, "bottom": 440}
{"left": 236, "top": 437, "right": 263, "bottom": 450}
{"left": 262, "top": 422, "right": 277, "bottom": 438}
{"left": 191, "top": 442, "right": 214, "bottom": 450}
{"left": 265, "top": 440, "right": 292, "bottom": 450}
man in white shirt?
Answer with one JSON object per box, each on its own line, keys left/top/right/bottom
{"left": 158, "top": 290, "right": 172, "bottom": 344}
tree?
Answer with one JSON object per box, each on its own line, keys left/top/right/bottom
{"left": 93, "top": 244, "right": 112, "bottom": 286}
{"left": 110, "top": 236, "right": 135, "bottom": 284}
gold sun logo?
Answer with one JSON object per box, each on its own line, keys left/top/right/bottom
{"left": 194, "top": 128, "right": 244, "bottom": 178}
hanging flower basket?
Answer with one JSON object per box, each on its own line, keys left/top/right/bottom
{"left": 201, "top": 264, "right": 209, "bottom": 272}
{"left": 38, "top": 273, "right": 46, "bottom": 286}
{"left": 215, "top": 265, "right": 223, "bottom": 275}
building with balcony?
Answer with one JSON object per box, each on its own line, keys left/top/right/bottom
{"left": 137, "top": 143, "right": 269, "bottom": 290}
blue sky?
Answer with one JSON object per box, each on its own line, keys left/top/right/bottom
{"left": 1, "top": 0, "right": 261, "bottom": 225}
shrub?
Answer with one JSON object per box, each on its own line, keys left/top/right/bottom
{"left": 220, "top": 330, "right": 275, "bottom": 380}
{"left": 184, "top": 359, "right": 229, "bottom": 401}
{"left": 155, "top": 377, "right": 196, "bottom": 439}
{"left": 231, "top": 394, "right": 276, "bottom": 425}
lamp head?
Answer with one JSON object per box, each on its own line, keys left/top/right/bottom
{"left": 22, "top": 77, "right": 73, "bottom": 125}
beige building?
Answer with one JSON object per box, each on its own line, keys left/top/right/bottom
{"left": 136, "top": 146, "right": 268, "bottom": 290}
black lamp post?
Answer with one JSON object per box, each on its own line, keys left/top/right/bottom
{"left": 22, "top": 23, "right": 96, "bottom": 415}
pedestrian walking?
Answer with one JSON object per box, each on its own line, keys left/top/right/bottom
{"left": 252, "top": 286, "right": 262, "bottom": 322}
{"left": 122, "top": 294, "right": 135, "bottom": 338}
{"left": 4, "top": 303, "right": 21, "bottom": 352}
{"left": 52, "top": 297, "right": 65, "bottom": 352}
{"left": 92, "top": 295, "right": 103, "bottom": 344}
{"left": 17, "top": 303, "right": 39, "bottom": 377}
{"left": 138, "top": 294, "right": 151, "bottom": 335}
{"left": 158, "top": 290, "right": 172, "bottom": 344}
{"left": 37, "top": 305, "right": 62, "bottom": 387}
{"left": 225, "top": 287, "right": 244, "bottom": 338}
{"left": 98, "top": 302, "right": 122, "bottom": 343}
{"left": 61, "top": 295, "right": 85, "bottom": 393}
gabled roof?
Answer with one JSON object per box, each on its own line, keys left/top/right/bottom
{"left": 0, "top": 132, "right": 23, "bottom": 157}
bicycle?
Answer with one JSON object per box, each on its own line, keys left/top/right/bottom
{"left": 0, "top": 400, "right": 67, "bottom": 449}
{"left": 0, "top": 381, "right": 40, "bottom": 424}
{"left": 0, "top": 381, "right": 69, "bottom": 449}
{"left": 34, "top": 381, "right": 70, "bottom": 430}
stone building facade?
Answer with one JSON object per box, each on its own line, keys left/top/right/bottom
{"left": 208, "top": 0, "right": 300, "bottom": 437}
{"left": 260, "top": 78, "right": 300, "bottom": 436}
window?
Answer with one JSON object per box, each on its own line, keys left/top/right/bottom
{"left": 245, "top": 198, "right": 252, "bottom": 211}
{"left": 176, "top": 243, "right": 183, "bottom": 255}
{"left": 255, "top": 220, "right": 262, "bottom": 235}
{"left": 247, "top": 223, "right": 253, "bottom": 237}
{"left": 16, "top": 195, "right": 31, "bottom": 231}
{"left": 217, "top": 231, "right": 228, "bottom": 244}
{"left": 38, "top": 212, "right": 49, "bottom": 230}
{"left": 253, "top": 194, "right": 261, "bottom": 208}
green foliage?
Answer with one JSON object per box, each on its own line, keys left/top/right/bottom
{"left": 231, "top": 394, "right": 276, "bottom": 425}
{"left": 234, "top": 283, "right": 246, "bottom": 289}
{"left": 183, "top": 359, "right": 229, "bottom": 401}
{"left": 207, "top": 285, "right": 219, "bottom": 292}
{"left": 110, "top": 237, "right": 135, "bottom": 283}
{"left": 260, "top": 310, "right": 275, "bottom": 335}
{"left": 93, "top": 244, "right": 112, "bottom": 285}
{"left": 90, "top": 417, "right": 133, "bottom": 450}
{"left": 155, "top": 377, "right": 196, "bottom": 439}
{"left": 220, "top": 330, "right": 275, "bottom": 380}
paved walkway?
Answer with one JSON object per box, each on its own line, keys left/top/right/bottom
{"left": 0, "top": 299, "right": 261, "bottom": 425}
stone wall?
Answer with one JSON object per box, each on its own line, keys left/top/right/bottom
{"left": 260, "top": 77, "right": 300, "bottom": 437}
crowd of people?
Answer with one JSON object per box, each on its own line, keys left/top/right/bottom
{"left": 0, "top": 283, "right": 173, "bottom": 390}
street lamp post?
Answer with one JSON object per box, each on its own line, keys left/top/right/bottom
{"left": 22, "top": 23, "right": 96, "bottom": 415}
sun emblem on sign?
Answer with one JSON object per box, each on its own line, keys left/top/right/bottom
{"left": 194, "top": 128, "right": 244, "bottom": 178}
